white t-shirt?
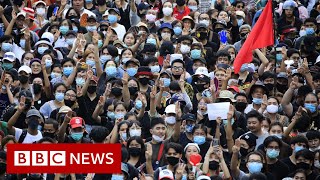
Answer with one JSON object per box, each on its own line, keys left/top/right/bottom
{"left": 111, "top": 24, "right": 126, "bottom": 42}
{"left": 15, "top": 128, "right": 43, "bottom": 144}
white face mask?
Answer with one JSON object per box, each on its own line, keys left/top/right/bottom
{"left": 161, "top": 32, "right": 171, "bottom": 41}
{"left": 310, "top": 146, "right": 320, "bottom": 152}
{"left": 180, "top": 44, "right": 191, "bottom": 54}
{"left": 266, "top": 104, "right": 279, "bottom": 114}
{"left": 165, "top": 116, "right": 176, "bottom": 125}
{"left": 36, "top": 7, "right": 46, "bottom": 16}
{"left": 129, "top": 129, "right": 142, "bottom": 137}
{"left": 315, "top": 160, "right": 320, "bottom": 168}
{"left": 199, "top": 20, "right": 209, "bottom": 27}
{"left": 152, "top": 134, "right": 165, "bottom": 142}
{"left": 162, "top": 7, "right": 173, "bottom": 16}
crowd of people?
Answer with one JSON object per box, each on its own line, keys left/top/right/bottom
{"left": 0, "top": 0, "right": 320, "bottom": 179}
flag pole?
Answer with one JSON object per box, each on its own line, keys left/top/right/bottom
{"left": 272, "top": 0, "right": 277, "bottom": 96}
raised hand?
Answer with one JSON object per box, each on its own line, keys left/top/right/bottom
{"left": 232, "top": 139, "right": 241, "bottom": 153}
{"left": 92, "top": 31, "right": 99, "bottom": 45}
{"left": 175, "top": 163, "right": 186, "bottom": 180}
{"left": 216, "top": 117, "right": 222, "bottom": 125}
{"left": 11, "top": 10, "right": 16, "bottom": 20}
{"left": 122, "top": 72, "right": 129, "bottom": 85}
{"left": 261, "top": 94, "right": 268, "bottom": 110}
{"left": 98, "top": 96, "right": 105, "bottom": 107}
{"left": 104, "top": 83, "right": 112, "bottom": 97}
{"left": 145, "top": 143, "right": 152, "bottom": 161}
{"left": 281, "top": 46, "right": 287, "bottom": 60}
{"left": 64, "top": 111, "right": 73, "bottom": 123}
{"left": 76, "top": 85, "right": 83, "bottom": 97}
{"left": 163, "top": 55, "right": 170, "bottom": 69}
{"left": 175, "top": 102, "right": 182, "bottom": 119}
{"left": 24, "top": 28, "right": 30, "bottom": 40}
{"left": 150, "top": 85, "right": 157, "bottom": 99}
{"left": 18, "top": 96, "right": 26, "bottom": 112}
{"left": 87, "top": 70, "right": 93, "bottom": 79}
{"left": 289, "top": 76, "right": 300, "bottom": 90}
{"left": 106, "top": 26, "right": 113, "bottom": 38}
{"left": 180, "top": 120, "right": 186, "bottom": 132}
{"left": 227, "top": 105, "right": 235, "bottom": 120}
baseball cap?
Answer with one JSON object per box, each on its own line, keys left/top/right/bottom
{"left": 17, "top": 11, "right": 26, "bottom": 18}
{"left": 22, "top": 7, "right": 35, "bottom": 20}
{"left": 214, "top": 20, "right": 227, "bottom": 27}
{"left": 277, "top": 72, "right": 288, "bottom": 80}
{"left": 108, "top": 8, "right": 120, "bottom": 15}
{"left": 27, "top": 109, "right": 43, "bottom": 120}
{"left": 2, "top": 52, "right": 16, "bottom": 62}
{"left": 18, "top": 65, "right": 32, "bottom": 74}
{"left": 240, "top": 133, "right": 258, "bottom": 147}
{"left": 137, "top": 2, "right": 150, "bottom": 11}
{"left": 193, "top": 67, "right": 209, "bottom": 77}
{"left": 170, "top": 54, "right": 184, "bottom": 66}
{"left": 184, "top": 143, "right": 200, "bottom": 152}
{"left": 182, "top": 113, "right": 196, "bottom": 121}
{"left": 159, "top": 169, "right": 174, "bottom": 180}
{"left": 58, "top": 106, "right": 72, "bottom": 114}
{"left": 196, "top": 23, "right": 208, "bottom": 30}
{"left": 165, "top": 104, "right": 176, "bottom": 114}
{"left": 236, "top": 10, "right": 245, "bottom": 19}
{"left": 33, "top": 0, "right": 46, "bottom": 7}
{"left": 197, "top": 176, "right": 211, "bottom": 180}
{"left": 19, "top": 89, "right": 33, "bottom": 99}
{"left": 69, "top": 117, "right": 85, "bottom": 129}
{"left": 41, "top": 32, "right": 54, "bottom": 44}
{"left": 87, "top": 15, "right": 97, "bottom": 21}
{"left": 228, "top": 86, "right": 240, "bottom": 93}
{"left": 193, "top": 57, "right": 206, "bottom": 65}
{"left": 218, "top": 90, "right": 236, "bottom": 102}
{"left": 125, "top": 58, "right": 140, "bottom": 67}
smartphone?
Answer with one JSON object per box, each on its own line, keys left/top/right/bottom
{"left": 53, "top": 7, "right": 59, "bottom": 16}
{"left": 212, "top": 138, "right": 220, "bottom": 146}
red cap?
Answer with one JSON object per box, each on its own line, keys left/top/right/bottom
{"left": 69, "top": 117, "right": 85, "bottom": 129}
{"left": 228, "top": 86, "right": 240, "bottom": 93}
{"left": 22, "top": 7, "right": 35, "bottom": 20}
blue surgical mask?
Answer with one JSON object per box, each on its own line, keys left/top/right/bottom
{"left": 105, "top": 66, "right": 117, "bottom": 77}
{"left": 71, "top": 132, "right": 83, "bottom": 141}
{"left": 193, "top": 135, "right": 206, "bottom": 145}
{"left": 2, "top": 85, "right": 6, "bottom": 90}
{"left": 1, "top": 43, "right": 12, "bottom": 52}
{"left": 294, "top": 145, "right": 304, "bottom": 153}
{"left": 146, "top": 38, "right": 157, "bottom": 45}
{"left": 63, "top": 67, "right": 73, "bottom": 76}
{"left": 45, "top": 59, "right": 52, "bottom": 68}
{"left": 150, "top": 65, "right": 160, "bottom": 73}
{"left": 135, "top": 100, "right": 143, "bottom": 110}
{"left": 237, "top": 18, "right": 244, "bottom": 26}
{"left": 98, "top": 40, "right": 103, "bottom": 48}
{"left": 247, "top": 162, "right": 263, "bottom": 173}
{"left": 73, "top": 26, "right": 78, "bottom": 32}
{"left": 76, "top": 77, "right": 85, "bottom": 86}
{"left": 51, "top": 72, "right": 61, "bottom": 79}
{"left": 20, "top": 39, "right": 26, "bottom": 49}
{"left": 121, "top": 132, "right": 127, "bottom": 141}
{"left": 66, "top": 38, "right": 75, "bottom": 46}
{"left": 59, "top": 26, "right": 69, "bottom": 35}
{"left": 173, "top": 26, "right": 182, "bottom": 36}
{"left": 38, "top": 47, "right": 48, "bottom": 55}
{"left": 127, "top": 68, "right": 137, "bottom": 77}
{"left": 114, "top": 56, "right": 120, "bottom": 63}
{"left": 55, "top": 92, "right": 65, "bottom": 102}
{"left": 85, "top": 0, "right": 93, "bottom": 3}
{"left": 185, "top": 124, "right": 194, "bottom": 133}
{"left": 252, "top": 98, "right": 263, "bottom": 105}
{"left": 107, "top": 111, "right": 115, "bottom": 120}
{"left": 108, "top": 15, "right": 118, "bottom": 24}
{"left": 223, "top": 118, "right": 234, "bottom": 125}
{"left": 266, "top": 148, "right": 280, "bottom": 159}
{"left": 306, "top": 27, "right": 315, "bottom": 35}
{"left": 86, "top": 59, "right": 96, "bottom": 67}
{"left": 115, "top": 113, "right": 125, "bottom": 119}
{"left": 100, "top": 55, "right": 112, "bottom": 65}
{"left": 190, "top": 49, "right": 201, "bottom": 59}
{"left": 86, "top": 26, "right": 97, "bottom": 32}
{"left": 160, "top": 78, "right": 170, "bottom": 87}
{"left": 111, "top": 175, "right": 124, "bottom": 180}
{"left": 240, "top": 64, "right": 248, "bottom": 72}
{"left": 2, "top": 63, "right": 13, "bottom": 70}
{"left": 276, "top": 53, "right": 282, "bottom": 62}
{"left": 305, "top": 103, "right": 316, "bottom": 113}
{"left": 273, "top": 133, "right": 282, "bottom": 139}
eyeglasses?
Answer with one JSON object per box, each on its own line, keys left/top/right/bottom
{"left": 172, "top": 66, "right": 183, "bottom": 71}
{"left": 65, "top": 93, "right": 76, "bottom": 98}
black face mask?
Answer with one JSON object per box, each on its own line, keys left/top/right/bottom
{"left": 172, "top": 74, "right": 181, "bottom": 79}
{"left": 239, "top": 147, "right": 250, "bottom": 157}
{"left": 128, "top": 147, "right": 141, "bottom": 157}
{"left": 129, "top": 87, "right": 138, "bottom": 96}
{"left": 296, "top": 162, "right": 311, "bottom": 170}
{"left": 25, "top": 100, "right": 32, "bottom": 110}
{"left": 139, "top": 77, "right": 150, "bottom": 86}
{"left": 264, "top": 83, "right": 274, "bottom": 92}
{"left": 33, "top": 84, "right": 42, "bottom": 94}
{"left": 68, "top": 15, "right": 79, "bottom": 20}
{"left": 166, "top": 156, "right": 179, "bottom": 166}
{"left": 214, "top": 28, "right": 223, "bottom": 33}
{"left": 198, "top": 32, "right": 208, "bottom": 40}
{"left": 195, "top": 84, "right": 206, "bottom": 92}
{"left": 19, "top": 75, "right": 29, "bottom": 84}
{"left": 235, "top": 102, "right": 247, "bottom": 112}
{"left": 64, "top": 99, "right": 75, "bottom": 107}
{"left": 28, "top": 117, "right": 39, "bottom": 130}
{"left": 111, "top": 87, "right": 122, "bottom": 97}
{"left": 176, "top": 0, "right": 185, "bottom": 6}
{"left": 240, "top": 33, "right": 247, "bottom": 39}
{"left": 87, "top": 86, "right": 97, "bottom": 94}
{"left": 43, "top": 132, "right": 55, "bottom": 139}
{"left": 209, "top": 161, "right": 220, "bottom": 170}
{"left": 276, "top": 84, "right": 287, "bottom": 93}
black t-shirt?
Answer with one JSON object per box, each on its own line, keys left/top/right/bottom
{"left": 307, "top": 171, "right": 320, "bottom": 180}
{"left": 0, "top": 93, "right": 10, "bottom": 116}
{"left": 281, "top": 157, "right": 296, "bottom": 173}
{"left": 268, "top": 160, "right": 290, "bottom": 180}
{"left": 179, "top": 132, "right": 193, "bottom": 148}
{"left": 34, "top": 92, "right": 50, "bottom": 110}
{"left": 2, "top": 106, "right": 27, "bottom": 129}
{"left": 77, "top": 95, "right": 100, "bottom": 125}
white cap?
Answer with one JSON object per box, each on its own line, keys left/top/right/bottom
{"left": 2, "top": 52, "right": 16, "bottom": 62}
{"left": 102, "top": 10, "right": 109, "bottom": 17}
{"left": 316, "top": 55, "right": 320, "bottom": 64}
{"left": 197, "top": 176, "right": 211, "bottom": 180}
{"left": 165, "top": 104, "right": 176, "bottom": 114}
{"left": 18, "top": 65, "right": 32, "bottom": 74}
{"left": 194, "top": 67, "right": 209, "bottom": 77}
{"left": 159, "top": 169, "right": 174, "bottom": 180}
{"left": 170, "top": 54, "right": 183, "bottom": 65}
{"left": 235, "top": 11, "right": 245, "bottom": 19}
{"left": 41, "top": 32, "right": 54, "bottom": 45}
{"left": 184, "top": 143, "right": 200, "bottom": 152}
{"left": 35, "top": 39, "right": 52, "bottom": 47}
{"left": 17, "top": 11, "right": 26, "bottom": 18}
{"left": 33, "top": 0, "right": 46, "bottom": 7}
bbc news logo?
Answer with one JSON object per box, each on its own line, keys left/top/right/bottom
{"left": 7, "top": 144, "right": 122, "bottom": 173}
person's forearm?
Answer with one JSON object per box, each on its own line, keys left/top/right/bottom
{"left": 7, "top": 89, "right": 14, "bottom": 104}
{"left": 226, "top": 119, "right": 234, "bottom": 153}
{"left": 137, "top": 107, "right": 145, "bottom": 120}
{"left": 122, "top": 84, "right": 130, "bottom": 108}
{"left": 230, "top": 152, "right": 240, "bottom": 178}
{"left": 25, "top": 38, "right": 31, "bottom": 51}
{"left": 220, "top": 159, "right": 231, "bottom": 179}
{"left": 155, "top": 90, "right": 163, "bottom": 109}
{"left": 7, "top": 109, "right": 22, "bottom": 129}
{"left": 284, "top": 119, "right": 296, "bottom": 138}
{"left": 305, "top": 72, "right": 314, "bottom": 89}
{"left": 4, "top": 19, "right": 15, "bottom": 36}
{"left": 109, "top": 124, "right": 119, "bottom": 144}
{"left": 281, "top": 88, "right": 294, "bottom": 105}
{"left": 103, "top": 36, "right": 110, "bottom": 47}
{"left": 57, "top": 121, "right": 68, "bottom": 143}
{"left": 172, "top": 119, "right": 181, "bottom": 142}
{"left": 1, "top": 14, "right": 9, "bottom": 28}
{"left": 65, "top": 67, "right": 77, "bottom": 87}
{"left": 150, "top": 97, "right": 156, "bottom": 117}
{"left": 67, "top": 43, "right": 77, "bottom": 59}
{"left": 202, "top": 155, "right": 210, "bottom": 174}
{"left": 94, "top": 48, "right": 103, "bottom": 78}
{"left": 131, "top": 41, "right": 141, "bottom": 53}
{"left": 258, "top": 63, "right": 267, "bottom": 76}
{"left": 81, "top": 79, "right": 90, "bottom": 96}
{"left": 182, "top": 92, "right": 192, "bottom": 111}
{"left": 215, "top": 125, "right": 220, "bottom": 139}
{"left": 92, "top": 104, "right": 102, "bottom": 124}
{"left": 146, "top": 158, "right": 154, "bottom": 175}
{"left": 255, "top": 49, "right": 269, "bottom": 65}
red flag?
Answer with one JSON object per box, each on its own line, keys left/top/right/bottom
{"left": 233, "top": 0, "right": 274, "bottom": 74}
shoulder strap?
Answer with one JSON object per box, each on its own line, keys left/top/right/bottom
{"left": 18, "top": 129, "right": 28, "bottom": 143}
{"left": 157, "top": 143, "right": 165, "bottom": 162}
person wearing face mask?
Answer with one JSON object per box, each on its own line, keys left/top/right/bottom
{"left": 173, "top": 0, "right": 190, "bottom": 20}
{"left": 234, "top": 24, "right": 251, "bottom": 52}
{"left": 306, "top": 130, "right": 320, "bottom": 152}
{"left": 84, "top": 15, "right": 99, "bottom": 43}
{"left": 263, "top": 97, "right": 289, "bottom": 126}
{"left": 134, "top": 66, "right": 153, "bottom": 93}
{"left": 155, "top": 2, "right": 175, "bottom": 27}
{"left": 42, "top": 118, "right": 59, "bottom": 142}
{"left": 260, "top": 72, "right": 276, "bottom": 96}
{"left": 34, "top": 39, "right": 52, "bottom": 58}
{"left": 0, "top": 71, "right": 14, "bottom": 117}
{"left": 153, "top": 143, "right": 183, "bottom": 179}
{"left": 7, "top": 108, "right": 43, "bottom": 144}
{"left": 195, "top": 23, "right": 218, "bottom": 52}
{"left": 262, "top": 136, "right": 289, "bottom": 180}
{"left": 281, "top": 135, "right": 309, "bottom": 172}
{"left": 40, "top": 83, "right": 66, "bottom": 119}
{"left": 234, "top": 93, "right": 248, "bottom": 114}
{"left": 244, "top": 82, "right": 267, "bottom": 114}
{"left": 58, "top": 115, "right": 91, "bottom": 143}
{"left": 176, "top": 36, "right": 193, "bottom": 74}
{"left": 233, "top": 133, "right": 257, "bottom": 171}
{"left": 158, "top": 23, "right": 174, "bottom": 42}
{"left": 77, "top": 74, "right": 99, "bottom": 134}
{"left": 303, "top": 93, "right": 320, "bottom": 129}
{"left": 107, "top": 8, "right": 126, "bottom": 41}
{"left": 295, "top": 149, "right": 320, "bottom": 179}
{"left": 300, "top": 36, "right": 319, "bottom": 67}
{"left": 178, "top": 114, "right": 196, "bottom": 147}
